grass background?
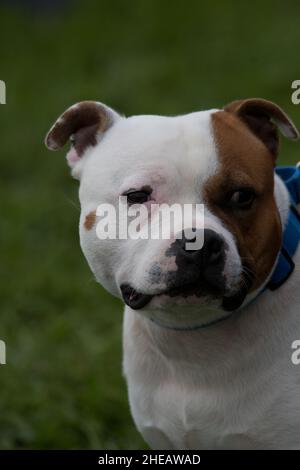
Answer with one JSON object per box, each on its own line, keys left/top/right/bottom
{"left": 0, "top": 0, "right": 300, "bottom": 449}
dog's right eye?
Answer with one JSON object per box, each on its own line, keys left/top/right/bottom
{"left": 124, "top": 190, "right": 151, "bottom": 204}
{"left": 228, "top": 188, "right": 256, "bottom": 210}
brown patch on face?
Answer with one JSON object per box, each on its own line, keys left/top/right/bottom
{"left": 207, "top": 110, "right": 282, "bottom": 291}
{"left": 84, "top": 210, "right": 96, "bottom": 231}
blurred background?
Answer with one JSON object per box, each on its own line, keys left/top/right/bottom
{"left": 0, "top": 0, "right": 299, "bottom": 450}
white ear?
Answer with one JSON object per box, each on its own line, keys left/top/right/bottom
{"left": 45, "top": 101, "right": 120, "bottom": 179}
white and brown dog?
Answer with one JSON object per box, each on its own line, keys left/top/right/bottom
{"left": 46, "top": 99, "right": 300, "bottom": 449}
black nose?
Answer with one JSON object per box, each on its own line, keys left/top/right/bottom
{"left": 175, "top": 228, "right": 225, "bottom": 265}
{"left": 169, "top": 228, "right": 226, "bottom": 291}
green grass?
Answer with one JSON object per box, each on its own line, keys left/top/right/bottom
{"left": 0, "top": 0, "right": 300, "bottom": 449}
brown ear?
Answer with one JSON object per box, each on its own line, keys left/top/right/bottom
{"left": 224, "top": 98, "right": 299, "bottom": 157}
{"left": 45, "top": 101, "right": 119, "bottom": 155}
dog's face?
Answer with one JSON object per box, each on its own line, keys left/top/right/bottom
{"left": 46, "top": 99, "right": 298, "bottom": 328}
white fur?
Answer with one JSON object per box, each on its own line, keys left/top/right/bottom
{"left": 79, "top": 110, "right": 243, "bottom": 326}
{"left": 69, "top": 106, "right": 300, "bottom": 449}
{"left": 123, "top": 175, "right": 300, "bottom": 450}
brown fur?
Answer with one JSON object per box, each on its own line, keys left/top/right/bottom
{"left": 46, "top": 101, "right": 113, "bottom": 154}
{"left": 84, "top": 210, "right": 96, "bottom": 231}
{"left": 224, "top": 98, "right": 299, "bottom": 157}
{"left": 208, "top": 109, "right": 282, "bottom": 291}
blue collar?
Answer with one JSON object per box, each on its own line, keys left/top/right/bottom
{"left": 267, "top": 166, "right": 300, "bottom": 290}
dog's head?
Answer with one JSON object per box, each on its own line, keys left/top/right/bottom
{"left": 45, "top": 99, "right": 298, "bottom": 328}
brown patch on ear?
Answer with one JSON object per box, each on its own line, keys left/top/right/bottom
{"left": 208, "top": 110, "right": 282, "bottom": 291}
{"left": 224, "top": 98, "right": 299, "bottom": 158}
{"left": 45, "top": 101, "right": 116, "bottom": 155}
{"left": 84, "top": 210, "right": 96, "bottom": 231}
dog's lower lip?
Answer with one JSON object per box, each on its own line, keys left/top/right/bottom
{"left": 222, "top": 265, "right": 254, "bottom": 311}
{"left": 121, "top": 267, "right": 254, "bottom": 311}
{"left": 120, "top": 284, "right": 153, "bottom": 310}
{"left": 121, "top": 281, "right": 222, "bottom": 310}
{"left": 222, "top": 289, "right": 248, "bottom": 311}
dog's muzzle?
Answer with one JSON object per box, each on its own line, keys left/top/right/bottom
{"left": 120, "top": 229, "right": 254, "bottom": 312}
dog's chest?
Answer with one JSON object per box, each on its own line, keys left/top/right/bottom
{"left": 123, "top": 318, "right": 264, "bottom": 450}
{"left": 123, "top": 288, "right": 300, "bottom": 450}
{"left": 127, "top": 366, "right": 260, "bottom": 450}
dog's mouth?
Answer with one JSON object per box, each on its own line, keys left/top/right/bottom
{"left": 120, "top": 284, "right": 153, "bottom": 310}
{"left": 120, "top": 268, "right": 254, "bottom": 312}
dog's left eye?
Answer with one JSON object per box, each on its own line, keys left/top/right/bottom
{"left": 228, "top": 189, "right": 256, "bottom": 209}
{"left": 124, "top": 190, "right": 151, "bottom": 204}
